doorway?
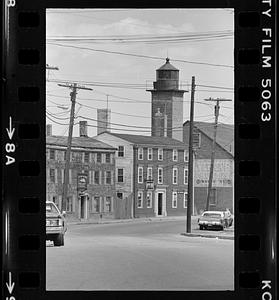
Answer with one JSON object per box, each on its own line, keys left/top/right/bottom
{"left": 80, "top": 195, "right": 87, "bottom": 219}
{"left": 158, "top": 193, "right": 163, "bottom": 216}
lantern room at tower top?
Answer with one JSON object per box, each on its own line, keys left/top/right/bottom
{"left": 147, "top": 58, "right": 188, "bottom": 142}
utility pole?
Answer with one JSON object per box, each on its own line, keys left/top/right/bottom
{"left": 46, "top": 64, "right": 59, "bottom": 80}
{"left": 186, "top": 76, "right": 195, "bottom": 233}
{"left": 59, "top": 82, "right": 93, "bottom": 211}
{"left": 204, "top": 97, "right": 232, "bottom": 211}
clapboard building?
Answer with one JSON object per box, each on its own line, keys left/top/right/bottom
{"left": 46, "top": 122, "right": 117, "bottom": 221}
{"left": 183, "top": 121, "right": 234, "bottom": 214}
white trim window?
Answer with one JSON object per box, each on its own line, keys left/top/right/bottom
{"left": 184, "top": 192, "right": 188, "bottom": 208}
{"left": 137, "top": 191, "right": 143, "bottom": 208}
{"left": 50, "top": 149, "right": 56, "bottom": 160}
{"left": 184, "top": 150, "right": 189, "bottom": 162}
{"left": 172, "top": 192, "right": 178, "bottom": 208}
{"left": 158, "top": 167, "right": 163, "bottom": 184}
{"left": 184, "top": 168, "right": 188, "bottom": 185}
{"left": 138, "top": 167, "right": 143, "bottom": 183}
{"left": 117, "top": 168, "right": 124, "bottom": 183}
{"left": 147, "top": 167, "right": 153, "bottom": 180}
{"left": 138, "top": 147, "right": 143, "bottom": 160}
{"left": 50, "top": 168, "right": 56, "bottom": 183}
{"left": 173, "top": 168, "right": 178, "bottom": 184}
{"left": 173, "top": 149, "right": 178, "bottom": 161}
{"left": 158, "top": 148, "right": 163, "bottom": 161}
{"left": 118, "top": 146, "right": 124, "bottom": 157}
{"left": 146, "top": 192, "right": 152, "bottom": 208}
{"left": 147, "top": 148, "right": 153, "bottom": 160}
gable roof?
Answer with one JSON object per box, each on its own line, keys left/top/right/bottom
{"left": 184, "top": 121, "right": 234, "bottom": 156}
{"left": 101, "top": 132, "right": 188, "bottom": 148}
{"left": 46, "top": 135, "right": 116, "bottom": 151}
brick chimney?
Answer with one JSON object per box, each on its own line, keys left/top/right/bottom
{"left": 97, "top": 109, "right": 111, "bottom": 135}
{"left": 46, "top": 124, "right": 52, "bottom": 136}
{"left": 79, "top": 121, "right": 88, "bottom": 137}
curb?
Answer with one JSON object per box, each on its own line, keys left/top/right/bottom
{"left": 180, "top": 232, "right": 234, "bottom": 240}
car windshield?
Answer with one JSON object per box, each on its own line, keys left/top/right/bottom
{"left": 46, "top": 203, "right": 59, "bottom": 214}
{"left": 203, "top": 213, "right": 222, "bottom": 218}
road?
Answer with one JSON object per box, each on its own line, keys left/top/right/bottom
{"left": 46, "top": 219, "right": 234, "bottom": 290}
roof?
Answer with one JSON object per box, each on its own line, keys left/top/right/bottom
{"left": 184, "top": 121, "right": 234, "bottom": 156}
{"left": 46, "top": 135, "right": 116, "bottom": 150}
{"left": 103, "top": 132, "right": 188, "bottom": 148}
{"left": 157, "top": 58, "right": 179, "bottom": 71}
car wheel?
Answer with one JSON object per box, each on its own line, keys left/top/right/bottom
{"left": 53, "top": 234, "right": 64, "bottom": 246}
{"left": 199, "top": 225, "right": 203, "bottom": 230}
{"left": 220, "top": 226, "right": 224, "bottom": 231}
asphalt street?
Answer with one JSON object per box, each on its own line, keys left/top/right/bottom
{"left": 46, "top": 219, "right": 234, "bottom": 290}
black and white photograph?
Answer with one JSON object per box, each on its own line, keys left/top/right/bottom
{"left": 46, "top": 8, "right": 234, "bottom": 291}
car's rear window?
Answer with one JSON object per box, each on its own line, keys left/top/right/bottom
{"left": 46, "top": 203, "right": 59, "bottom": 214}
{"left": 203, "top": 213, "right": 222, "bottom": 217}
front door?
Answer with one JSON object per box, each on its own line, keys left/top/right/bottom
{"left": 158, "top": 193, "right": 163, "bottom": 216}
{"left": 80, "top": 195, "right": 87, "bottom": 219}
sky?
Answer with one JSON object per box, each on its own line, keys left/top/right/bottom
{"left": 46, "top": 9, "right": 234, "bottom": 138}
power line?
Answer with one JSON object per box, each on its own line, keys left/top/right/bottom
{"left": 47, "top": 43, "right": 233, "bottom": 69}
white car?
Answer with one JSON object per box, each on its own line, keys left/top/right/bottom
{"left": 46, "top": 201, "right": 67, "bottom": 246}
{"left": 198, "top": 210, "right": 233, "bottom": 230}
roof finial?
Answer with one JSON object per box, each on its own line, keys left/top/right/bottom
{"left": 166, "top": 57, "right": 170, "bottom": 63}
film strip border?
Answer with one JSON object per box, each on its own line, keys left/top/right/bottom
{"left": 2, "top": 1, "right": 276, "bottom": 300}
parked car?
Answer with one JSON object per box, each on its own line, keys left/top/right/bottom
{"left": 198, "top": 210, "right": 233, "bottom": 230}
{"left": 46, "top": 201, "right": 67, "bottom": 246}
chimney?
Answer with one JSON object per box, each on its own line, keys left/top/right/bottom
{"left": 79, "top": 121, "right": 88, "bottom": 137}
{"left": 97, "top": 109, "right": 111, "bottom": 135}
{"left": 46, "top": 124, "right": 52, "bottom": 136}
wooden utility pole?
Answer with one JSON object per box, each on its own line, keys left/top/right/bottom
{"left": 186, "top": 76, "right": 195, "bottom": 233}
{"left": 59, "top": 82, "right": 93, "bottom": 211}
{"left": 204, "top": 97, "right": 232, "bottom": 211}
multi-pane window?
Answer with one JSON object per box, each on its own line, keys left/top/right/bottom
{"left": 158, "top": 148, "right": 163, "bottom": 160}
{"left": 50, "top": 168, "right": 55, "bottom": 183}
{"left": 146, "top": 192, "right": 152, "bottom": 208}
{"left": 184, "top": 193, "right": 188, "bottom": 208}
{"left": 94, "top": 170, "right": 100, "bottom": 184}
{"left": 173, "top": 149, "right": 178, "bottom": 161}
{"left": 184, "top": 168, "right": 188, "bottom": 185}
{"left": 137, "top": 191, "right": 143, "bottom": 208}
{"left": 117, "top": 192, "right": 123, "bottom": 200}
{"left": 105, "top": 153, "right": 111, "bottom": 163}
{"left": 61, "top": 169, "right": 64, "bottom": 183}
{"left": 92, "top": 196, "right": 100, "bottom": 212}
{"left": 147, "top": 167, "right": 153, "bottom": 180}
{"left": 158, "top": 167, "right": 163, "bottom": 184}
{"left": 105, "top": 196, "right": 112, "bottom": 212}
{"left": 147, "top": 148, "right": 153, "bottom": 160}
{"left": 50, "top": 149, "right": 55, "bottom": 160}
{"left": 138, "top": 148, "right": 143, "bottom": 160}
{"left": 184, "top": 150, "right": 189, "bottom": 162}
{"left": 138, "top": 167, "right": 143, "bottom": 183}
{"left": 106, "top": 171, "right": 112, "bottom": 184}
{"left": 118, "top": 146, "right": 124, "bottom": 157}
{"left": 66, "top": 196, "right": 73, "bottom": 212}
{"left": 173, "top": 168, "right": 178, "bottom": 184}
{"left": 96, "top": 153, "right": 102, "bottom": 163}
{"left": 84, "top": 152, "right": 90, "bottom": 163}
{"left": 117, "top": 168, "right": 124, "bottom": 183}
{"left": 172, "top": 192, "right": 177, "bottom": 208}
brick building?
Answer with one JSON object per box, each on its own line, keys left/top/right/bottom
{"left": 46, "top": 123, "right": 117, "bottom": 221}
{"left": 95, "top": 132, "right": 189, "bottom": 218}
{"left": 183, "top": 121, "right": 234, "bottom": 214}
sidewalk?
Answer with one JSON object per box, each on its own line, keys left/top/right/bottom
{"left": 67, "top": 215, "right": 234, "bottom": 240}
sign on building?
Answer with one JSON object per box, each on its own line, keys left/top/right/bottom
{"left": 146, "top": 180, "right": 154, "bottom": 190}
{"left": 77, "top": 173, "right": 88, "bottom": 191}
{"left": 194, "top": 159, "right": 233, "bottom": 187}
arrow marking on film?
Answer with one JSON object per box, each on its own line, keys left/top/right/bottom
{"left": 6, "top": 117, "right": 15, "bottom": 140}
{"left": 6, "top": 272, "right": 15, "bottom": 294}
